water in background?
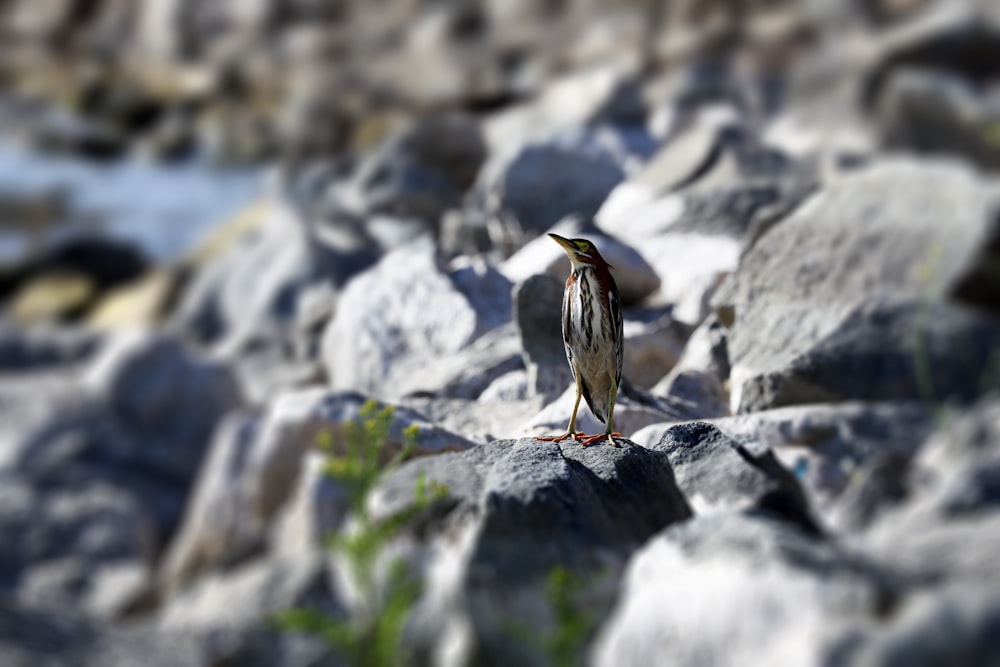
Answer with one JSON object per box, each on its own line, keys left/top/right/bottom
{"left": 0, "top": 142, "right": 262, "bottom": 264}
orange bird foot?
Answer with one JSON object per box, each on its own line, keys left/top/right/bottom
{"left": 577, "top": 432, "right": 623, "bottom": 447}
{"left": 535, "top": 431, "right": 587, "bottom": 443}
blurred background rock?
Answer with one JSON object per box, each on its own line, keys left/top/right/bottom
{"left": 3, "top": 1, "right": 1000, "bottom": 666}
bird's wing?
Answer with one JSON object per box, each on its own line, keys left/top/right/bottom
{"left": 580, "top": 374, "right": 603, "bottom": 423}
{"left": 562, "top": 276, "right": 578, "bottom": 381}
{"left": 608, "top": 284, "right": 623, "bottom": 387}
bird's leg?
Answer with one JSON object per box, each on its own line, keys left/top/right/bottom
{"left": 579, "top": 376, "right": 622, "bottom": 447}
{"left": 536, "top": 373, "right": 586, "bottom": 443}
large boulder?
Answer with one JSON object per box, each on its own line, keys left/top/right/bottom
{"left": 173, "top": 199, "right": 376, "bottom": 348}
{"left": 512, "top": 273, "right": 571, "bottom": 403}
{"left": 482, "top": 65, "right": 646, "bottom": 151}
{"left": 621, "top": 308, "right": 691, "bottom": 389}
{"left": 0, "top": 331, "right": 242, "bottom": 617}
{"left": 368, "top": 436, "right": 692, "bottom": 664}
{"left": 83, "top": 331, "right": 244, "bottom": 484}
{"left": 863, "top": 6, "right": 1000, "bottom": 102}
{"left": 873, "top": 68, "right": 1000, "bottom": 171}
{"left": 593, "top": 513, "right": 887, "bottom": 667}
{"left": 814, "top": 396, "right": 1000, "bottom": 665}
{"left": 597, "top": 115, "right": 814, "bottom": 243}
{"left": 391, "top": 324, "right": 524, "bottom": 401}
{"left": 716, "top": 159, "right": 1000, "bottom": 413}
{"left": 633, "top": 401, "right": 937, "bottom": 528}
{"left": 331, "top": 114, "right": 487, "bottom": 225}
{"left": 0, "top": 473, "right": 156, "bottom": 619}
{"left": 647, "top": 421, "right": 814, "bottom": 528}
{"left": 863, "top": 395, "right": 1000, "bottom": 587}
{"left": 0, "top": 323, "right": 102, "bottom": 372}
{"left": 838, "top": 585, "right": 1000, "bottom": 667}
{"left": 630, "top": 232, "right": 741, "bottom": 323}
{"left": 322, "top": 246, "right": 512, "bottom": 396}
{"left": 160, "top": 389, "right": 476, "bottom": 592}
{"left": 651, "top": 314, "right": 730, "bottom": 417}
{"left": 474, "top": 127, "right": 657, "bottom": 234}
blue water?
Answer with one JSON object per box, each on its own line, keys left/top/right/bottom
{"left": 0, "top": 143, "right": 263, "bottom": 263}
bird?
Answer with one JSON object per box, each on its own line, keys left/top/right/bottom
{"left": 536, "top": 233, "right": 624, "bottom": 447}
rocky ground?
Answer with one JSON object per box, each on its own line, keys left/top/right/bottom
{"left": 2, "top": 0, "right": 1000, "bottom": 666}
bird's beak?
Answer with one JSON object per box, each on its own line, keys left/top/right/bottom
{"left": 547, "top": 233, "right": 575, "bottom": 255}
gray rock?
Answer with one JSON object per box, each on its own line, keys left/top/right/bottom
{"left": 864, "top": 396, "right": 1000, "bottom": 587}
{"left": 0, "top": 596, "right": 333, "bottom": 667}
{"left": 915, "top": 395, "right": 1000, "bottom": 515}
{"left": 863, "top": 6, "right": 1000, "bottom": 105}
{"left": 83, "top": 330, "right": 244, "bottom": 485}
{"left": 738, "top": 404, "right": 933, "bottom": 506}
{"left": 0, "top": 331, "right": 242, "bottom": 615}
{"left": 597, "top": 117, "right": 812, "bottom": 242}
{"left": 648, "top": 422, "right": 815, "bottom": 527}
{"left": 621, "top": 308, "right": 690, "bottom": 389}
{"left": 322, "top": 247, "right": 512, "bottom": 396}
{"left": 337, "top": 116, "right": 485, "bottom": 225}
{"left": 839, "top": 586, "right": 1000, "bottom": 667}
{"left": 593, "top": 513, "right": 887, "bottom": 667}
{"left": 160, "top": 553, "right": 335, "bottom": 631}
{"left": 478, "top": 369, "right": 530, "bottom": 403}
{"left": 0, "top": 474, "right": 156, "bottom": 618}
{"left": 394, "top": 114, "right": 487, "bottom": 194}
{"left": 476, "top": 127, "right": 656, "bottom": 234}
{"left": 160, "top": 389, "right": 476, "bottom": 592}
{"left": 717, "top": 159, "right": 1000, "bottom": 413}
{"left": 628, "top": 106, "right": 740, "bottom": 194}
{"left": 0, "top": 324, "right": 102, "bottom": 372}
{"left": 173, "top": 200, "right": 375, "bottom": 347}
{"left": 369, "top": 436, "right": 691, "bottom": 665}
{"left": 836, "top": 396, "right": 1000, "bottom": 536}
{"left": 654, "top": 313, "right": 730, "bottom": 384}
{"left": 629, "top": 232, "right": 741, "bottom": 323}
{"left": 272, "top": 452, "right": 350, "bottom": 558}
{"left": 633, "top": 401, "right": 936, "bottom": 528}
{"left": 652, "top": 369, "right": 729, "bottom": 419}
{"left": 501, "top": 218, "right": 661, "bottom": 306}
{"left": 513, "top": 273, "right": 574, "bottom": 402}
{"left": 0, "top": 601, "right": 200, "bottom": 667}
{"left": 651, "top": 315, "right": 731, "bottom": 416}
{"left": 483, "top": 65, "right": 647, "bottom": 151}
{"left": 403, "top": 395, "right": 540, "bottom": 445}
{"left": 393, "top": 324, "right": 524, "bottom": 400}
{"left": 874, "top": 68, "right": 1000, "bottom": 171}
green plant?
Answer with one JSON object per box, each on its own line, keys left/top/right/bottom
{"left": 275, "top": 401, "right": 446, "bottom": 667}
{"left": 502, "top": 564, "right": 604, "bottom": 667}
{"left": 543, "top": 565, "right": 602, "bottom": 667}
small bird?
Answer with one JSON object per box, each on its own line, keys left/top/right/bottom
{"left": 537, "top": 233, "right": 624, "bottom": 447}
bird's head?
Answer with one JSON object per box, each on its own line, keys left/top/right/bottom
{"left": 548, "top": 233, "right": 608, "bottom": 270}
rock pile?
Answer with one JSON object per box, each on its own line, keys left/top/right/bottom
{"left": 2, "top": 1, "right": 1000, "bottom": 666}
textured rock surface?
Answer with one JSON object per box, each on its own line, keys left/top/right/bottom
{"left": 476, "top": 127, "right": 656, "bottom": 234}
{"left": 161, "top": 389, "right": 476, "bottom": 592}
{"left": 322, "top": 247, "right": 512, "bottom": 396}
{"left": 371, "top": 436, "right": 691, "bottom": 664}
{"left": 648, "top": 422, "right": 814, "bottom": 526}
{"left": 0, "top": 331, "right": 242, "bottom": 618}
{"left": 5, "top": 2, "right": 1000, "bottom": 665}
{"left": 717, "top": 159, "right": 1000, "bottom": 413}
{"left": 593, "top": 514, "right": 886, "bottom": 667}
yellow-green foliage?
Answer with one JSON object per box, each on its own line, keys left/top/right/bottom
{"left": 543, "top": 565, "right": 601, "bottom": 667}
{"left": 276, "top": 400, "right": 446, "bottom": 667}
